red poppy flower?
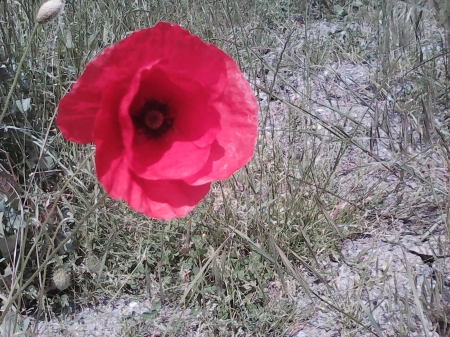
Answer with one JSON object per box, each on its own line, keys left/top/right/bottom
{"left": 56, "top": 22, "right": 258, "bottom": 219}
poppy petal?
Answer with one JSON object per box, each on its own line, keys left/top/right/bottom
{"left": 94, "top": 83, "right": 210, "bottom": 219}
{"left": 57, "top": 22, "right": 258, "bottom": 219}
{"left": 185, "top": 58, "right": 258, "bottom": 185}
{"left": 118, "top": 65, "right": 220, "bottom": 180}
{"left": 100, "top": 157, "right": 211, "bottom": 219}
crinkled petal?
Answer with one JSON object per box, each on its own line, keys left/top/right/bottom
{"left": 94, "top": 83, "right": 210, "bottom": 219}
{"left": 99, "top": 157, "right": 211, "bottom": 219}
{"left": 185, "top": 58, "right": 258, "bottom": 185}
{"left": 56, "top": 48, "right": 118, "bottom": 143}
{"left": 119, "top": 65, "right": 220, "bottom": 180}
{"left": 124, "top": 22, "right": 228, "bottom": 97}
{"left": 57, "top": 22, "right": 228, "bottom": 144}
{"left": 57, "top": 22, "right": 258, "bottom": 219}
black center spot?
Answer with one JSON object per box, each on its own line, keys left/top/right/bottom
{"left": 131, "top": 99, "right": 174, "bottom": 139}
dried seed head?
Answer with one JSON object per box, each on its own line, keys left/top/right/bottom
{"left": 52, "top": 268, "right": 70, "bottom": 290}
{"left": 85, "top": 255, "right": 101, "bottom": 274}
{"left": 36, "top": 0, "right": 63, "bottom": 24}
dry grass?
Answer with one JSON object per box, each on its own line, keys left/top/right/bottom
{"left": 0, "top": 0, "right": 450, "bottom": 336}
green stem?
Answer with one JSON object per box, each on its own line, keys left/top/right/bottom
{"left": 0, "top": 23, "right": 39, "bottom": 126}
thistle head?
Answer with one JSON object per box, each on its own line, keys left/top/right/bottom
{"left": 52, "top": 267, "right": 70, "bottom": 290}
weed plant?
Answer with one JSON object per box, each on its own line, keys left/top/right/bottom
{"left": 1, "top": 0, "right": 450, "bottom": 336}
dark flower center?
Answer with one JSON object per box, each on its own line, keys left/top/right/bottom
{"left": 144, "top": 109, "right": 164, "bottom": 129}
{"left": 131, "top": 100, "right": 174, "bottom": 139}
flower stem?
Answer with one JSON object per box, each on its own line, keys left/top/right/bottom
{"left": 0, "top": 23, "right": 39, "bottom": 126}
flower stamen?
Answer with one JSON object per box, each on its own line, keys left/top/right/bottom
{"left": 131, "top": 99, "right": 174, "bottom": 139}
{"left": 144, "top": 109, "right": 164, "bottom": 129}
